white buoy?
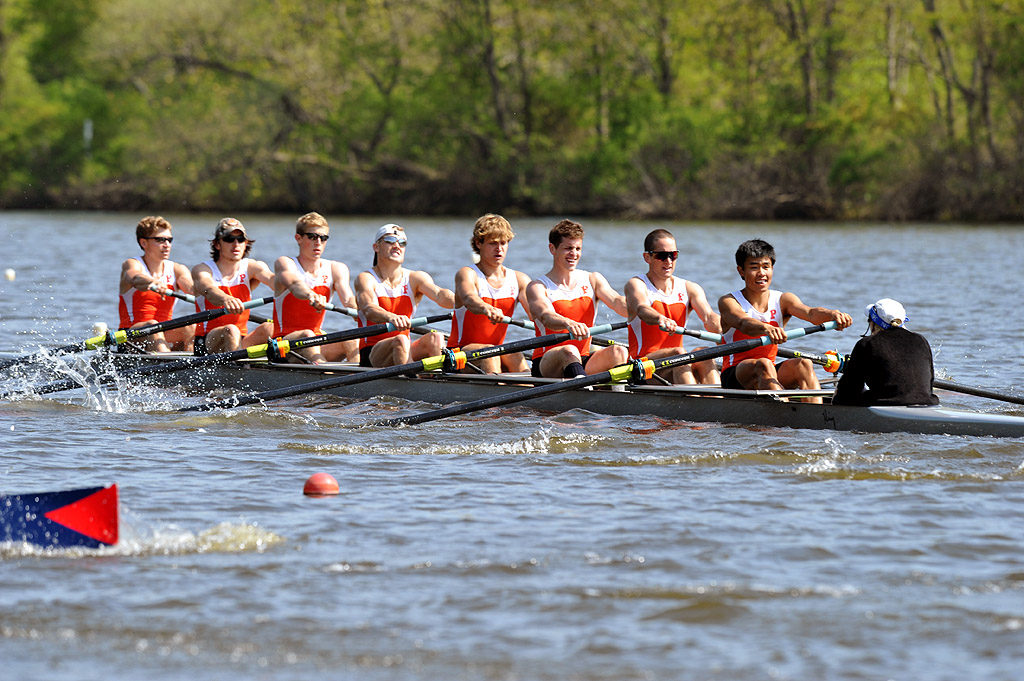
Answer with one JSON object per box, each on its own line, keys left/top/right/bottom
{"left": 3, "top": 268, "right": 14, "bottom": 281}
{"left": 91, "top": 322, "right": 109, "bottom": 336}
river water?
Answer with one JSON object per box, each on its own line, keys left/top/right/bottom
{"left": 1, "top": 211, "right": 1023, "bottom": 680}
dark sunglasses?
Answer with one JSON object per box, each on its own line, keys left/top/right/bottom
{"left": 143, "top": 236, "right": 173, "bottom": 244}
{"left": 379, "top": 235, "right": 407, "bottom": 246}
{"left": 221, "top": 234, "right": 249, "bottom": 243}
{"left": 301, "top": 232, "right": 330, "bottom": 242}
{"left": 647, "top": 250, "right": 678, "bottom": 261}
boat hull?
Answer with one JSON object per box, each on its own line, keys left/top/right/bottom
{"left": 103, "top": 354, "right": 1024, "bottom": 438}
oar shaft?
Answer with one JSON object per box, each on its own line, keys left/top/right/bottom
{"left": 933, "top": 379, "right": 1024, "bottom": 406}
{"left": 383, "top": 322, "right": 837, "bottom": 427}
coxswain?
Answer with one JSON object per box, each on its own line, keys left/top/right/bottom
{"left": 355, "top": 224, "right": 455, "bottom": 367}
{"left": 191, "top": 218, "right": 275, "bottom": 355}
{"left": 526, "top": 219, "right": 628, "bottom": 378}
{"left": 272, "top": 212, "right": 359, "bottom": 363}
{"left": 447, "top": 214, "right": 532, "bottom": 373}
{"left": 832, "top": 298, "right": 938, "bottom": 406}
{"left": 718, "top": 238, "right": 852, "bottom": 403}
{"left": 117, "top": 216, "right": 194, "bottom": 353}
{"left": 624, "top": 228, "right": 721, "bottom": 384}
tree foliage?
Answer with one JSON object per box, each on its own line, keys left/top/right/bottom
{"left": 0, "top": 0, "right": 1022, "bottom": 220}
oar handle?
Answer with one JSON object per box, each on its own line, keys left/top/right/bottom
{"left": 150, "top": 284, "right": 197, "bottom": 305}
{"left": 324, "top": 303, "right": 359, "bottom": 318}
{"left": 675, "top": 328, "right": 723, "bottom": 343}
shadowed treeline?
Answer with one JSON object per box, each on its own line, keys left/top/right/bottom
{"left": 1, "top": 0, "right": 1022, "bottom": 220}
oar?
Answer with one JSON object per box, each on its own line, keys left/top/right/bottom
{"left": 0, "top": 297, "right": 272, "bottom": 372}
{"left": 932, "top": 379, "right": 1024, "bottom": 406}
{"left": 2, "top": 313, "right": 454, "bottom": 399}
{"left": 151, "top": 284, "right": 196, "bottom": 305}
{"left": 0, "top": 484, "right": 118, "bottom": 549}
{"left": 379, "top": 322, "right": 839, "bottom": 427}
{"left": 180, "top": 321, "right": 629, "bottom": 413}
{"left": 776, "top": 347, "right": 846, "bottom": 373}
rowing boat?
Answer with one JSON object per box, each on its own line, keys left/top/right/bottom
{"left": 93, "top": 353, "right": 1024, "bottom": 437}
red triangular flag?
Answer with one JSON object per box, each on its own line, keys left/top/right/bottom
{"left": 44, "top": 484, "right": 118, "bottom": 545}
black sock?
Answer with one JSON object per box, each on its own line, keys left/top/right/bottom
{"left": 562, "top": 361, "right": 586, "bottom": 378}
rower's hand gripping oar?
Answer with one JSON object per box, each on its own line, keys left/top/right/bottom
{"left": 149, "top": 284, "right": 196, "bottom": 305}
{"left": 0, "top": 296, "right": 272, "bottom": 372}
{"left": 379, "top": 322, "right": 839, "bottom": 427}
{"left": 3, "top": 313, "right": 454, "bottom": 399}
{"left": 179, "top": 321, "right": 628, "bottom": 413}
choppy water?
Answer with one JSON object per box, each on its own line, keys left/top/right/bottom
{"left": 2, "top": 211, "right": 1023, "bottom": 680}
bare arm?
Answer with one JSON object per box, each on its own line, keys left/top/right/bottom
{"left": 275, "top": 256, "right": 329, "bottom": 310}
{"left": 120, "top": 258, "right": 158, "bottom": 294}
{"left": 454, "top": 266, "right": 505, "bottom": 323}
{"left": 247, "top": 259, "right": 276, "bottom": 291}
{"left": 780, "top": 292, "right": 852, "bottom": 330}
{"left": 526, "top": 279, "right": 589, "bottom": 338}
{"left": 191, "top": 263, "right": 243, "bottom": 314}
{"left": 355, "top": 271, "right": 410, "bottom": 329}
{"left": 330, "top": 261, "right": 357, "bottom": 309}
{"left": 718, "top": 293, "right": 787, "bottom": 343}
{"left": 591, "top": 271, "right": 627, "bottom": 318}
{"left": 686, "top": 281, "right": 722, "bottom": 334}
{"left": 625, "top": 276, "right": 676, "bottom": 332}
{"left": 410, "top": 270, "right": 455, "bottom": 309}
{"left": 173, "top": 262, "right": 194, "bottom": 296}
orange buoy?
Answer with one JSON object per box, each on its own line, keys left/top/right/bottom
{"left": 303, "top": 472, "right": 340, "bottom": 496}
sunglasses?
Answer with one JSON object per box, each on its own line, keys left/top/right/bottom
{"left": 220, "top": 234, "right": 248, "bottom": 244}
{"left": 301, "top": 232, "right": 330, "bottom": 242}
{"left": 380, "top": 235, "right": 407, "bottom": 246}
{"left": 143, "top": 236, "right": 173, "bottom": 244}
{"left": 648, "top": 250, "right": 679, "bottom": 261}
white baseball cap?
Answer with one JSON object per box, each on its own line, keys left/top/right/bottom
{"left": 373, "top": 223, "right": 404, "bottom": 244}
{"left": 865, "top": 298, "right": 907, "bottom": 330}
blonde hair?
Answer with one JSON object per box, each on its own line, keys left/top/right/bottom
{"left": 295, "top": 212, "right": 328, "bottom": 234}
{"left": 471, "top": 214, "right": 515, "bottom": 254}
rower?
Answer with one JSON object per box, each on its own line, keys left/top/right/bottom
{"left": 272, "top": 212, "right": 359, "bottom": 363}
{"left": 717, "top": 238, "right": 852, "bottom": 403}
{"left": 355, "top": 223, "right": 455, "bottom": 367}
{"left": 624, "top": 228, "right": 721, "bottom": 384}
{"left": 447, "top": 214, "right": 532, "bottom": 374}
{"left": 832, "top": 298, "right": 938, "bottom": 406}
{"left": 191, "top": 218, "right": 275, "bottom": 355}
{"left": 117, "top": 216, "right": 195, "bottom": 353}
{"left": 526, "top": 219, "right": 628, "bottom": 378}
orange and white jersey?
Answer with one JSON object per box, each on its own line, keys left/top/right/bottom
{"left": 721, "top": 289, "right": 784, "bottom": 369}
{"left": 447, "top": 265, "right": 519, "bottom": 348}
{"left": 358, "top": 269, "right": 415, "bottom": 348}
{"left": 194, "top": 259, "right": 255, "bottom": 337}
{"left": 627, "top": 274, "right": 691, "bottom": 358}
{"left": 531, "top": 270, "right": 596, "bottom": 360}
{"left": 118, "top": 258, "right": 178, "bottom": 329}
{"left": 272, "top": 257, "right": 334, "bottom": 337}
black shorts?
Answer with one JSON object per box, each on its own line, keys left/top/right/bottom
{"left": 193, "top": 336, "right": 208, "bottom": 356}
{"left": 531, "top": 353, "right": 590, "bottom": 378}
{"left": 359, "top": 345, "right": 374, "bottom": 367}
{"left": 721, "top": 361, "right": 785, "bottom": 389}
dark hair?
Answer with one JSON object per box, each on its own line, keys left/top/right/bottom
{"left": 135, "top": 216, "right": 171, "bottom": 248}
{"left": 734, "top": 239, "right": 776, "bottom": 267}
{"left": 643, "top": 229, "right": 674, "bottom": 252}
{"left": 549, "top": 219, "right": 584, "bottom": 247}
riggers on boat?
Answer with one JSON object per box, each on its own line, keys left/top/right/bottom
{"left": 104, "top": 353, "right": 1024, "bottom": 438}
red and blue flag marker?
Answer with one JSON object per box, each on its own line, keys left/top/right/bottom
{"left": 0, "top": 484, "right": 118, "bottom": 549}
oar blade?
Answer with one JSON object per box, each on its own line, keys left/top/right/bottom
{"left": 1, "top": 484, "right": 118, "bottom": 549}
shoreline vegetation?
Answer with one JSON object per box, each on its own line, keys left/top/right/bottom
{"left": 1, "top": 1, "right": 1023, "bottom": 222}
